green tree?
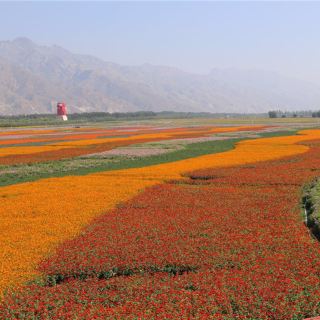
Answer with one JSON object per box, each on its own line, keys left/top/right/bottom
{"left": 268, "top": 111, "right": 277, "bottom": 118}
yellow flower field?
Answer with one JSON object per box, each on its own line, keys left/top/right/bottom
{"left": 0, "top": 129, "right": 319, "bottom": 296}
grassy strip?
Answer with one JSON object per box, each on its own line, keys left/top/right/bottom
{"left": 0, "top": 139, "right": 239, "bottom": 186}
{"left": 0, "top": 130, "right": 296, "bottom": 187}
{"left": 302, "top": 178, "right": 320, "bottom": 239}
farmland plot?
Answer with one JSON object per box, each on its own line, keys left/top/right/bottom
{"left": 1, "top": 124, "right": 320, "bottom": 319}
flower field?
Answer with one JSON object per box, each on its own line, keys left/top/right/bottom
{"left": 0, "top": 125, "right": 265, "bottom": 164}
{"left": 2, "top": 126, "right": 320, "bottom": 318}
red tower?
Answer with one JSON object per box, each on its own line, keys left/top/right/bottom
{"left": 57, "top": 102, "right": 68, "bottom": 121}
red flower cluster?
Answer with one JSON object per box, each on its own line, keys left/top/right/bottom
{"left": 2, "top": 140, "right": 320, "bottom": 319}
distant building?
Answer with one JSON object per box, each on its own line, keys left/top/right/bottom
{"left": 57, "top": 102, "right": 68, "bottom": 121}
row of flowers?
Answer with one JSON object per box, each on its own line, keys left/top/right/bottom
{"left": 0, "top": 125, "right": 194, "bottom": 146}
{"left": 0, "top": 125, "right": 265, "bottom": 164}
{"left": 2, "top": 133, "right": 320, "bottom": 318}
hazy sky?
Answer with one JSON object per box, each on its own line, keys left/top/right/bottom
{"left": 1, "top": 1, "right": 320, "bottom": 84}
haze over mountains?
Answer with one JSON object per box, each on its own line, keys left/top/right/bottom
{"left": 1, "top": 37, "right": 320, "bottom": 115}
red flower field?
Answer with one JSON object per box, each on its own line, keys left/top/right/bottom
{"left": 2, "top": 138, "right": 320, "bottom": 319}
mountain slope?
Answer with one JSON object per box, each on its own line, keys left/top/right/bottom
{"left": 0, "top": 37, "right": 320, "bottom": 115}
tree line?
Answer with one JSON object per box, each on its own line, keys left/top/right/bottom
{"left": 268, "top": 110, "right": 320, "bottom": 118}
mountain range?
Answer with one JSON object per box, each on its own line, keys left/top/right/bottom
{"left": 0, "top": 37, "right": 320, "bottom": 115}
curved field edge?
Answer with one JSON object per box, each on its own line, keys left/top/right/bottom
{"left": 0, "top": 129, "right": 318, "bottom": 298}
{"left": 0, "top": 130, "right": 296, "bottom": 187}
{"left": 3, "top": 137, "right": 320, "bottom": 319}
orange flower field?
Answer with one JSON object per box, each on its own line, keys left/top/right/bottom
{"left": 0, "top": 125, "right": 266, "bottom": 164}
{"left": 1, "top": 128, "right": 320, "bottom": 299}
{"left": 0, "top": 126, "right": 171, "bottom": 145}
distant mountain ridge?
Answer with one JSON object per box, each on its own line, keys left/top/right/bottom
{"left": 0, "top": 37, "right": 320, "bottom": 115}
